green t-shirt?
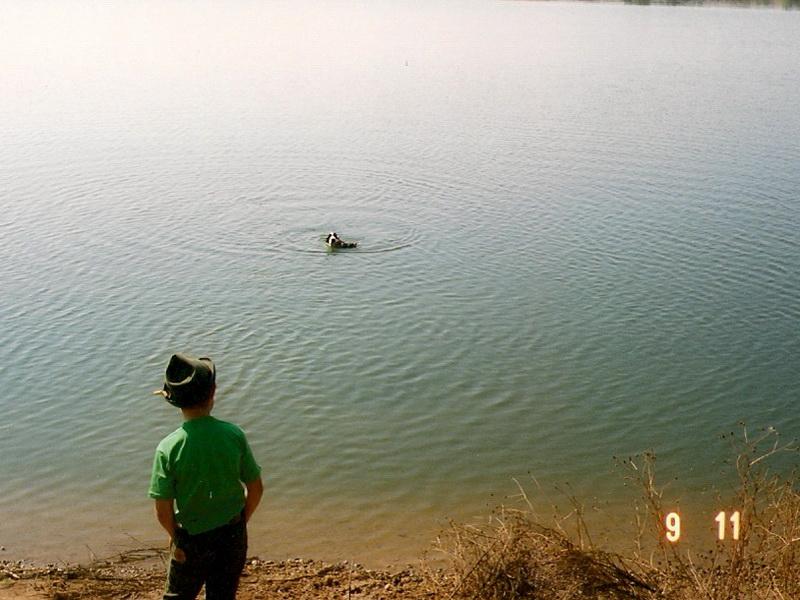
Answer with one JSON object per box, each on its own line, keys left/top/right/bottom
{"left": 148, "top": 415, "right": 261, "bottom": 535}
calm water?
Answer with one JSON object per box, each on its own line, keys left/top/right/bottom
{"left": 1, "top": 0, "right": 799, "bottom": 566}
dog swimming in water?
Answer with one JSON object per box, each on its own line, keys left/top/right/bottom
{"left": 325, "top": 232, "right": 358, "bottom": 249}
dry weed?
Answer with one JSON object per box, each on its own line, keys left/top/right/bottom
{"left": 429, "top": 426, "right": 800, "bottom": 600}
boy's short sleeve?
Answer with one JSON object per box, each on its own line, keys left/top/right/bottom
{"left": 240, "top": 435, "right": 261, "bottom": 483}
{"left": 148, "top": 448, "right": 176, "bottom": 499}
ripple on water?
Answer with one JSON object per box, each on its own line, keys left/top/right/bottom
{"left": 181, "top": 200, "right": 426, "bottom": 259}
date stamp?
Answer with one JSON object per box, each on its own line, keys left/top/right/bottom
{"left": 664, "top": 511, "right": 741, "bottom": 542}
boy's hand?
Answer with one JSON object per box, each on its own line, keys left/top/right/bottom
{"left": 172, "top": 545, "right": 187, "bottom": 564}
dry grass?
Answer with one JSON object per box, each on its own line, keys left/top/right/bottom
{"left": 426, "top": 509, "right": 655, "bottom": 599}
{"left": 427, "top": 426, "right": 800, "bottom": 600}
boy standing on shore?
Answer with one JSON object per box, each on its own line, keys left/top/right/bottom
{"left": 149, "top": 353, "right": 263, "bottom": 600}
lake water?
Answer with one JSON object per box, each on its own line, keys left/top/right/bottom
{"left": 1, "top": 0, "right": 799, "bottom": 567}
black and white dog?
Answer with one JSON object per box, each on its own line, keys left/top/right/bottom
{"left": 325, "top": 232, "right": 358, "bottom": 249}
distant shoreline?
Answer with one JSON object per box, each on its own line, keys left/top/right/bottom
{"left": 513, "top": 0, "right": 800, "bottom": 9}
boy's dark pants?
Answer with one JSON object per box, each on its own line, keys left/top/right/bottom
{"left": 164, "top": 516, "right": 247, "bottom": 600}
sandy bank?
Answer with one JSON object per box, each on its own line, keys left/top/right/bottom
{"left": 0, "top": 556, "right": 430, "bottom": 599}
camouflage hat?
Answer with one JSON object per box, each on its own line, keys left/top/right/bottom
{"left": 155, "top": 353, "right": 216, "bottom": 408}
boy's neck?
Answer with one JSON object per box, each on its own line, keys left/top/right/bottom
{"left": 181, "top": 404, "right": 213, "bottom": 420}
{"left": 180, "top": 388, "right": 215, "bottom": 421}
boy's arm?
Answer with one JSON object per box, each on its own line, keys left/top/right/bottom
{"left": 154, "top": 498, "right": 178, "bottom": 541}
{"left": 244, "top": 477, "right": 264, "bottom": 523}
{"left": 154, "top": 499, "right": 187, "bottom": 562}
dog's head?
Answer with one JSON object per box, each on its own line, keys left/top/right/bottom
{"left": 326, "top": 232, "right": 341, "bottom": 245}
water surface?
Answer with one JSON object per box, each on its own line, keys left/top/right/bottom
{"left": 1, "top": 0, "right": 799, "bottom": 565}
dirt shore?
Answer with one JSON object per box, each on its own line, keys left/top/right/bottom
{"left": 0, "top": 556, "right": 433, "bottom": 599}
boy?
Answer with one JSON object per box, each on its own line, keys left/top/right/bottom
{"left": 149, "top": 353, "right": 263, "bottom": 600}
